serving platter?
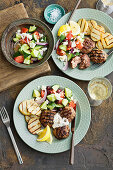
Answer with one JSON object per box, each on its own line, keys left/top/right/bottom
{"left": 52, "top": 8, "right": 113, "bottom": 80}
{"left": 13, "top": 76, "right": 91, "bottom": 153}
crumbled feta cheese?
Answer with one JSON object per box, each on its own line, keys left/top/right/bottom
{"left": 41, "top": 85, "right": 46, "bottom": 90}
{"left": 71, "top": 96, "right": 74, "bottom": 100}
{"left": 26, "top": 34, "right": 32, "bottom": 40}
{"left": 52, "top": 113, "right": 69, "bottom": 128}
{"left": 73, "top": 99, "right": 77, "bottom": 103}
{"left": 57, "top": 55, "right": 67, "bottom": 62}
{"left": 73, "top": 48, "right": 80, "bottom": 53}
{"left": 62, "top": 41, "right": 68, "bottom": 45}
{"left": 33, "top": 49, "right": 39, "bottom": 57}
{"left": 17, "top": 29, "right": 21, "bottom": 33}
{"left": 46, "top": 100, "right": 49, "bottom": 104}
{"left": 39, "top": 33, "right": 43, "bottom": 38}
{"left": 35, "top": 97, "right": 41, "bottom": 101}
{"left": 42, "top": 47, "right": 47, "bottom": 52}
{"left": 29, "top": 42, "right": 36, "bottom": 48}
{"left": 39, "top": 50, "right": 43, "bottom": 56}
{"left": 71, "top": 41, "right": 76, "bottom": 48}
{"left": 55, "top": 93, "right": 63, "bottom": 100}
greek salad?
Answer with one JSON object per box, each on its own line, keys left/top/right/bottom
{"left": 33, "top": 84, "right": 76, "bottom": 111}
{"left": 55, "top": 21, "right": 85, "bottom": 70}
{"left": 13, "top": 25, "right": 48, "bottom": 64}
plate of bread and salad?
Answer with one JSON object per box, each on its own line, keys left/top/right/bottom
{"left": 52, "top": 8, "right": 113, "bottom": 80}
{"left": 13, "top": 76, "right": 91, "bottom": 153}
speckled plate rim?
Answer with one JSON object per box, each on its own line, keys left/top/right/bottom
{"left": 13, "top": 75, "right": 91, "bottom": 153}
{"left": 52, "top": 8, "right": 113, "bottom": 81}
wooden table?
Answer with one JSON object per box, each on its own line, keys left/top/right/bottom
{"left": 0, "top": 0, "right": 113, "bottom": 170}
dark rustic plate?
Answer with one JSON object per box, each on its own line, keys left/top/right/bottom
{"left": 1, "top": 18, "right": 54, "bottom": 68}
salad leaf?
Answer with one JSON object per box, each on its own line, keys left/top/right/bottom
{"left": 60, "top": 34, "right": 66, "bottom": 43}
{"left": 75, "top": 52, "right": 80, "bottom": 56}
{"left": 13, "top": 51, "right": 21, "bottom": 58}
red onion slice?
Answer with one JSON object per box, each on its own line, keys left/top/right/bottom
{"left": 35, "top": 89, "right": 47, "bottom": 104}
{"left": 62, "top": 56, "right": 68, "bottom": 71}
{"left": 54, "top": 39, "right": 60, "bottom": 50}
{"left": 36, "top": 42, "right": 48, "bottom": 46}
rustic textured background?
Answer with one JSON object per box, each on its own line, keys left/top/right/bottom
{"left": 0, "top": 0, "right": 113, "bottom": 170}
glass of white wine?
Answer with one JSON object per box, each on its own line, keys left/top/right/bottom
{"left": 96, "top": 0, "right": 113, "bottom": 14}
{"left": 88, "top": 77, "right": 112, "bottom": 106}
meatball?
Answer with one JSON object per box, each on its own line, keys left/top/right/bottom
{"left": 89, "top": 49, "right": 108, "bottom": 63}
{"left": 79, "top": 54, "right": 90, "bottom": 69}
{"left": 81, "top": 37, "right": 95, "bottom": 54}
{"left": 60, "top": 106, "right": 76, "bottom": 122}
{"left": 53, "top": 125, "right": 70, "bottom": 139}
{"left": 40, "top": 110, "right": 56, "bottom": 127}
{"left": 71, "top": 56, "right": 81, "bottom": 69}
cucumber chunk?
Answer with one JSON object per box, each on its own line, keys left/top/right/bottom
{"left": 34, "top": 45, "right": 43, "bottom": 50}
{"left": 32, "top": 89, "right": 40, "bottom": 98}
{"left": 31, "top": 49, "right": 39, "bottom": 57}
{"left": 47, "top": 94, "right": 56, "bottom": 102}
{"left": 16, "top": 33, "right": 21, "bottom": 39}
{"left": 62, "top": 99, "right": 68, "bottom": 106}
{"left": 47, "top": 102, "right": 56, "bottom": 110}
{"left": 20, "top": 44, "right": 29, "bottom": 53}
{"left": 23, "top": 58, "right": 30, "bottom": 65}
{"left": 55, "top": 104, "right": 63, "bottom": 108}
{"left": 40, "top": 101, "right": 47, "bottom": 110}
{"left": 13, "top": 38, "right": 19, "bottom": 42}
{"left": 37, "top": 53, "right": 43, "bottom": 60}
{"left": 66, "top": 53, "right": 75, "bottom": 61}
{"left": 29, "top": 25, "right": 36, "bottom": 32}
{"left": 52, "top": 84, "right": 60, "bottom": 91}
{"left": 59, "top": 45, "right": 67, "bottom": 51}
{"left": 65, "top": 88, "right": 72, "bottom": 98}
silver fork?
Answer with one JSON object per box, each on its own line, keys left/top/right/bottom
{"left": 0, "top": 106, "right": 23, "bottom": 164}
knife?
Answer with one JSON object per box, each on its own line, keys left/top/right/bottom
{"left": 69, "top": 101, "right": 80, "bottom": 165}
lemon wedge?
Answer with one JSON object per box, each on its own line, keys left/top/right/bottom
{"left": 69, "top": 21, "right": 80, "bottom": 35}
{"left": 46, "top": 134, "right": 53, "bottom": 144}
{"left": 37, "top": 125, "right": 51, "bottom": 142}
{"left": 58, "top": 25, "right": 71, "bottom": 36}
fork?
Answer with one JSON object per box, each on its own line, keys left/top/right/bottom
{"left": 0, "top": 106, "right": 23, "bottom": 164}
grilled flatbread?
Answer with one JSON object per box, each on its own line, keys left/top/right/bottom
{"left": 28, "top": 117, "right": 41, "bottom": 134}
{"left": 96, "top": 40, "right": 104, "bottom": 50}
{"left": 25, "top": 115, "right": 40, "bottom": 123}
{"left": 78, "top": 19, "right": 88, "bottom": 33}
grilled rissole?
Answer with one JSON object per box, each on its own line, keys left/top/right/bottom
{"left": 60, "top": 106, "right": 76, "bottom": 122}
{"left": 90, "top": 49, "right": 108, "bottom": 63}
{"left": 53, "top": 125, "right": 70, "bottom": 139}
{"left": 40, "top": 110, "right": 56, "bottom": 127}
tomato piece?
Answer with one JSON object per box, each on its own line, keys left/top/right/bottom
{"left": 69, "top": 101, "right": 76, "bottom": 110}
{"left": 76, "top": 40, "right": 83, "bottom": 49}
{"left": 21, "top": 27, "right": 28, "bottom": 33}
{"left": 56, "top": 47, "right": 66, "bottom": 56}
{"left": 20, "top": 37, "right": 30, "bottom": 44}
{"left": 66, "top": 31, "right": 73, "bottom": 40}
{"left": 41, "top": 90, "right": 45, "bottom": 98}
{"left": 60, "top": 91, "right": 65, "bottom": 98}
{"left": 57, "top": 100, "right": 62, "bottom": 104}
{"left": 34, "top": 31, "right": 40, "bottom": 39}
{"left": 14, "top": 56, "right": 24, "bottom": 63}
{"left": 67, "top": 47, "right": 72, "bottom": 51}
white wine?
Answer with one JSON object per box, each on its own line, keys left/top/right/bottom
{"left": 88, "top": 78, "right": 112, "bottom": 100}
{"left": 102, "top": 0, "right": 113, "bottom": 6}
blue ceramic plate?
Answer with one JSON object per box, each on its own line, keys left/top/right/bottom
{"left": 13, "top": 75, "right": 91, "bottom": 153}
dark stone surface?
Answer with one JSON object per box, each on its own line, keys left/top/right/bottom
{"left": 0, "top": 0, "right": 113, "bottom": 169}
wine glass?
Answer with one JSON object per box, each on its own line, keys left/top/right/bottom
{"left": 96, "top": 0, "right": 113, "bottom": 14}
{"left": 87, "top": 77, "right": 112, "bottom": 106}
